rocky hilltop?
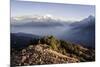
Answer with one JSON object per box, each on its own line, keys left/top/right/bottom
{"left": 11, "top": 36, "right": 95, "bottom": 66}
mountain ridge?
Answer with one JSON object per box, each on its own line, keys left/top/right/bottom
{"left": 11, "top": 34, "right": 95, "bottom": 66}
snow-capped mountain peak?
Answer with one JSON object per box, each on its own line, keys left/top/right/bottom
{"left": 11, "top": 15, "right": 62, "bottom": 23}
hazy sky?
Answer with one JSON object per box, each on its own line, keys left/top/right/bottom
{"left": 11, "top": 0, "right": 95, "bottom": 21}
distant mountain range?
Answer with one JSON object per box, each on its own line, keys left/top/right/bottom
{"left": 11, "top": 15, "right": 71, "bottom": 22}
{"left": 11, "top": 15, "right": 67, "bottom": 27}
{"left": 60, "top": 15, "right": 95, "bottom": 48}
{"left": 11, "top": 15, "right": 95, "bottom": 48}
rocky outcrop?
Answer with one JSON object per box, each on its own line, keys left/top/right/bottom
{"left": 11, "top": 36, "right": 95, "bottom": 66}
{"left": 11, "top": 44, "right": 79, "bottom": 66}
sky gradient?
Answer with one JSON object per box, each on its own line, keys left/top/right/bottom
{"left": 11, "top": 0, "right": 95, "bottom": 21}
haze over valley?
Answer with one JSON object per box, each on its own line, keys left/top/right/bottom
{"left": 11, "top": 15, "right": 95, "bottom": 48}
